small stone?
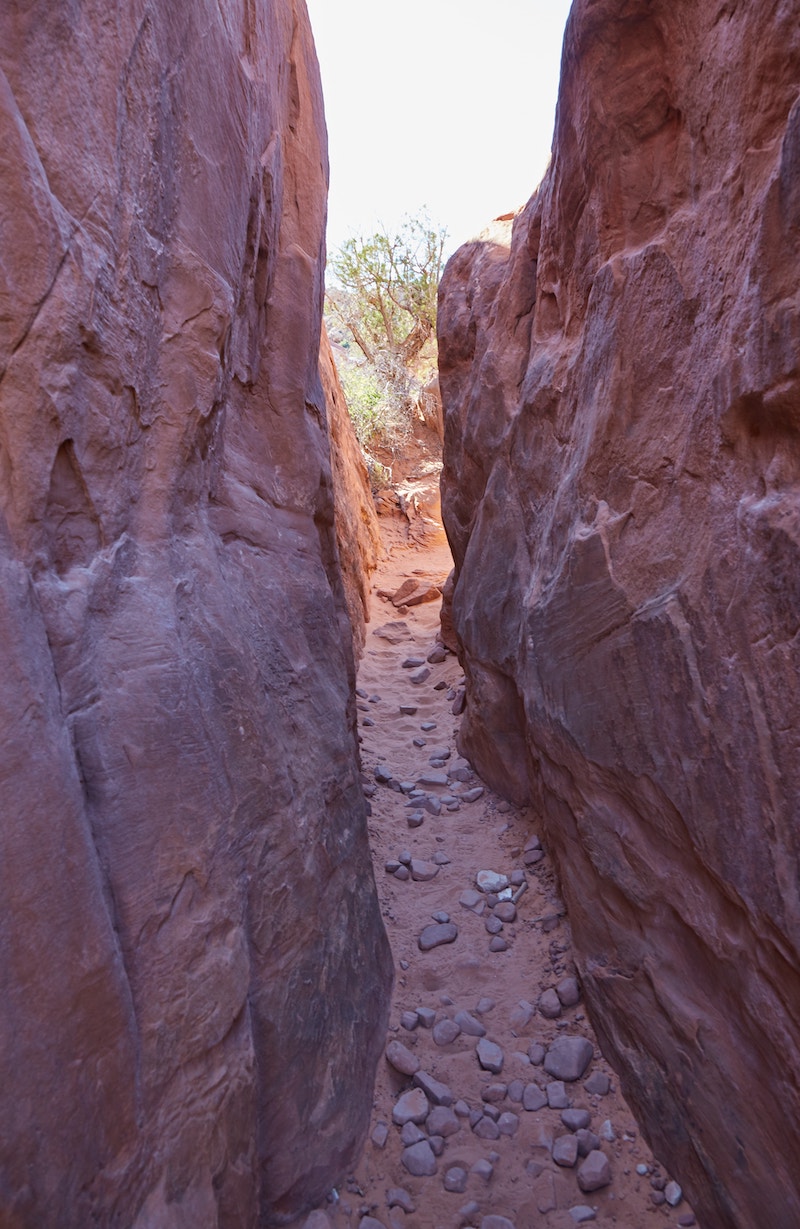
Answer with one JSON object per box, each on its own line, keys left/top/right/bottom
{"left": 371, "top": 1122, "right": 389, "bottom": 1149}
{"left": 410, "top": 667, "right": 431, "bottom": 684}
{"left": 387, "top": 1189, "right": 415, "bottom": 1213}
{"left": 462, "top": 787, "right": 484, "bottom": 803}
{"left": 485, "top": 915, "right": 503, "bottom": 935}
{"left": 476, "top": 1038, "right": 504, "bottom": 1074}
{"left": 498, "top": 1112, "right": 520, "bottom": 1136}
{"left": 359, "top": 1217, "right": 386, "bottom": 1229}
{"left": 528, "top": 1042, "right": 546, "bottom": 1065}
{"left": 432, "top": 851, "right": 451, "bottom": 865}
{"left": 636, "top": 1163, "right": 649, "bottom": 1176}
{"left": 429, "top": 1134, "right": 445, "bottom": 1157}
{"left": 665, "top": 1181, "right": 683, "bottom": 1207}
{"left": 401, "top": 1121, "right": 425, "bottom": 1146}
{"left": 483, "top": 1083, "right": 507, "bottom": 1103}
{"left": 413, "top": 1070, "right": 454, "bottom": 1106}
{"left": 443, "top": 1166, "right": 468, "bottom": 1193}
{"left": 413, "top": 737, "right": 427, "bottom": 748}
{"left": 523, "top": 1083, "right": 547, "bottom": 1111}
{"left": 507, "top": 1079, "right": 524, "bottom": 1102}
{"left": 393, "top": 866, "right": 410, "bottom": 880}
{"left": 562, "top": 1108, "right": 591, "bottom": 1131}
{"left": 401, "top": 1140, "right": 437, "bottom": 1177}
{"left": 556, "top": 976, "right": 581, "bottom": 1007}
{"left": 575, "top": 1128, "right": 601, "bottom": 1157}
{"left": 651, "top": 1192, "right": 666, "bottom": 1207}
{"left": 433, "top": 1018, "right": 461, "bottom": 1046}
{"left": 509, "top": 1000, "right": 535, "bottom": 1030}
{"left": 407, "top": 813, "right": 424, "bottom": 829}
{"left": 480, "top": 1217, "right": 515, "bottom": 1229}
{"left": 422, "top": 796, "right": 442, "bottom": 816}
{"left": 476, "top": 870, "right": 508, "bottom": 894}
{"left": 569, "top": 1207, "right": 597, "bottom": 1223}
{"left": 453, "top": 1009, "right": 486, "bottom": 1037}
{"left": 544, "top": 1036, "right": 594, "bottom": 1082}
{"left": 392, "top": 1088, "right": 429, "bottom": 1126}
{"left": 471, "top": 1159, "right": 494, "bottom": 1182}
{"left": 553, "top": 1134, "right": 579, "bottom": 1167}
{"left": 459, "top": 888, "right": 482, "bottom": 910}
{"left": 398, "top": 850, "right": 412, "bottom": 865}
{"left": 454, "top": 1099, "right": 470, "bottom": 1117}
{"left": 427, "top": 1106, "right": 460, "bottom": 1137}
{"left": 416, "top": 1007, "right": 436, "bottom": 1029}
{"left": 420, "top": 721, "right": 437, "bottom": 731}
{"left": 577, "top": 1150, "right": 612, "bottom": 1192}
{"left": 432, "top": 911, "right": 450, "bottom": 925}
{"left": 417, "top": 770, "right": 448, "bottom": 788}
{"left": 678, "top": 1217, "right": 697, "bottom": 1227}
{"left": 538, "top": 989, "right": 562, "bottom": 1019}
{"left": 523, "top": 848, "right": 544, "bottom": 866}
{"left": 472, "top": 1116, "right": 500, "bottom": 1140}
{"left": 418, "top": 922, "right": 457, "bottom": 952}
{"left": 489, "top": 937, "right": 508, "bottom": 952}
{"left": 384, "top": 860, "right": 401, "bottom": 874}
{"left": 386, "top": 1040, "right": 420, "bottom": 1076}
{"left": 427, "top": 645, "right": 448, "bottom": 664}
{"left": 476, "top": 996, "right": 495, "bottom": 1015}
{"left": 600, "top": 1120, "right": 615, "bottom": 1142}
{"left": 401, "top": 657, "right": 426, "bottom": 669}
{"left": 583, "top": 1071, "right": 610, "bottom": 1096}
{"left": 427, "top": 746, "right": 451, "bottom": 761}
{"left": 494, "top": 901, "right": 517, "bottom": 923}
{"left": 546, "top": 1081, "right": 570, "bottom": 1109}
{"left": 460, "top": 1200, "right": 481, "bottom": 1219}
{"left": 481, "top": 1102, "right": 500, "bottom": 1122}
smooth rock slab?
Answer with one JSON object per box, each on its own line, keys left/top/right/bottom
{"left": 577, "top": 1150, "right": 612, "bottom": 1192}
{"left": 544, "top": 1036, "right": 594, "bottom": 1082}
{"left": 401, "top": 1140, "right": 437, "bottom": 1177}
{"left": 477, "top": 1038, "right": 504, "bottom": 1073}
{"left": 418, "top": 922, "right": 458, "bottom": 952}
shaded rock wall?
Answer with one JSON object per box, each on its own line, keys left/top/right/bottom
{"left": 0, "top": 2, "right": 392, "bottom": 1225}
{"left": 438, "top": 4, "right": 800, "bottom": 1227}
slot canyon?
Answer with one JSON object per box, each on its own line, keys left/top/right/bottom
{"left": 1, "top": 2, "right": 799, "bottom": 1229}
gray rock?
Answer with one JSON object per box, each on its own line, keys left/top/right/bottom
{"left": 371, "top": 1122, "right": 389, "bottom": 1149}
{"left": 454, "top": 1099, "right": 470, "bottom": 1117}
{"left": 420, "top": 721, "right": 437, "bottom": 732}
{"left": 459, "top": 888, "right": 483, "bottom": 910}
{"left": 427, "top": 645, "right": 448, "bottom": 664}
{"left": 417, "top": 770, "right": 448, "bottom": 787}
{"left": 494, "top": 901, "right": 517, "bottom": 923}
{"left": 485, "top": 915, "right": 503, "bottom": 935}
{"left": 498, "top": 1112, "right": 520, "bottom": 1136}
{"left": 428, "top": 1134, "right": 445, "bottom": 1156}
{"left": 392, "top": 1088, "right": 430, "bottom": 1126}
{"left": 546, "top": 1081, "right": 570, "bottom": 1109}
{"left": 451, "top": 688, "right": 466, "bottom": 715}
{"left": 476, "top": 870, "right": 508, "bottom": 893}
{"left": 600, "top": 1119, "right": 615, "bottom": 1142}
{"left": 557, "top": 976, "right": 581, "bottom": 1007}
{"left": 410, "top": 858, "right": 439, "bottom": 882}
{"left": 454, "top": 1009, "right": 486, "bottom": 1037}
{"left": 538, "top": 989, "right": 562, "bottom": 1019}
{"left": 401, "top": 1140, "right": 437, "bottom": 1177}
{"left": 433, "top": 1018, "right": 461, "bottom": 1046}
{"left": 483, "top": 1083, "right": 507, "bottom": 1103}
{"left": 374, "top": 765, "right": 393, "bottom": 784}
{"left": 489, "top": 936, "right": 508, "bottom": 952}
{"left": 481, "top": 1217, "right": 516, "bottom": 1229}
{"left": 481, "top": 1102, "right": 500, "bottom": 1122}
{"left": 401, "top": 658, "right": 426, "bottom": 669}
{"left": 398, "top": 850, "right": 412, "bottom": 865}
{"left": 476, "top": 996, "right": 496, "bottom": 1015}
{"left": 544, "top": 1036, "right": 594, "bottom": 1082}
{"left": 418, "top": 922, "right": 457, "bottom": 952}
{"left": 528, "top": 1042, "right": 546, "bottom": 1065}
{"left": 359, "top": 1217, "right": 386, "bottom": 1229}
{"left": 427, "top": 1106, "right": 460, "bottom": 1137}
{"left": 400, "top": 1121, "right": 425, "bottom": 1145}
{"left": 387, "top": 1188, "right": 415, "bottom": 1212}
{"left": 576, "top": 1128, "right": 601, "bottom": 1157}
{"left": 562, "top": 1108, "right": 591, "bottom": 1131}
{"left": 553, "top": 1134, "right": 579, "bottom": 1167}
{"left": 476, "top": 1039, "right": 504, "bottom": 1074}
{"left": 569, "top": 1207, "right": 597, "bottom": 1223}
{"left": 472, "top": 1116, "right": 500, "bottom": 1140}
{"left": 471, "top": 1159, "right": 494, "bottom": 1182}
{"left": 443, "top": 1166, "right": 468, "bottom": 1193}
{"left": 509, "top": 1000, "right": 535, "bottom": 1030}
{"left": 407, "top": 812, "right": 424, "bottom": 829}
{"left": 385, "top": 1039, "right": 420, "bottom": 1076}
{"left": 416, "top": 1007, "right": 436, "bottom": 1029}
{"left": 584, "top": 1071, "right": 610, "bottom": 1096}
{"left": 410, "top": 667, "right": 431, "bottom": 684}
{"left": 422, "top": 796, "right": 442, "bottom": 816}
{"left": 413, "top": 1070, "right": 454, "bottom": 1106}
{"left": 427, "top": 746, "right": 451, "bottom": 761}
{"left": 523, "top": 1083, "right": 547, "bottom": 1112}
{"left": 462, "top": 787, "right": 484, "bottom": 803}
{"left": 665, "top": 1181, "right": 683, "bottom": 1207}
{"left": 432, "top": 851, "right": 451, "bottom": 865}
{"left": 303, "top": 1213, "right": 335, "bottom": 1229}
{"left": 393, "top": 865, "right": 410, "bottom": 880}
{"left": 507, "top": 1079, "right": 524, "bottom": 1103}
{"left": 577, "top": 1150, "right": 612, "bottom": 1192}
{"left": 412, "top": 737, "right": 427, "bottom": 747}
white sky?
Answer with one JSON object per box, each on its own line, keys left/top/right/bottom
{"left": 305, "top": 0, "right": 574, "bottom": 259}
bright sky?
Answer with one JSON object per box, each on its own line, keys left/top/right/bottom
{"left": 305, "top": 0, "right": 574, "bottom": 260}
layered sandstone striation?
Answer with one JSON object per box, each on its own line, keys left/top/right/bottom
{"left": 0, "top": 2, "right": 391, "bottom": 1226}
{"left": 439, "top": 4, "right": 800, "bottom": 1227}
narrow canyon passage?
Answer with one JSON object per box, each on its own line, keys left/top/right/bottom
{"left": 306, "top": 522, "right": 696, "bottom": 1229}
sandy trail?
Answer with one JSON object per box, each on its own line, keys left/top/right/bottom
{"left": 312, "top": 523, "right": 696, "bottom": 1229}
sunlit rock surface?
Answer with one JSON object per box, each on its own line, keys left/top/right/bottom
{"left": 439, "top": 4, "right": 800, "bottom": 1227}
{"left": 0, "top": 2, "right": 392, "bottom": 1225}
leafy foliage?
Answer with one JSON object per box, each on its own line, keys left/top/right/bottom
{"left": 326, "top": 213, "right": 447, "bottom": 458}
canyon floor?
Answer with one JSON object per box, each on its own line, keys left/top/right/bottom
{"left": 304, "top": 517, "right": 697, "bottom": 1229}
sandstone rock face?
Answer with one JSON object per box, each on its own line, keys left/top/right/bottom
{"left": 0, "top": 3, "right": 392, "bottom": 1226}
{"left": 320, "top": 324, "right": 381, "bottom": 656}
{"left": 439, "top": 5, "right": 800, "bottom": 1227}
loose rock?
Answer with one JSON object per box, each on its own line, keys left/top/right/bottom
{"left": 387, "top": 1189, "right": 415, "bottom": 1212}
{"left": 433, "top": 1018, "right": 461, "bottom": 1046}
{"left": 392, "top": 1088, "right": 429, "bottom": 1126}
{"left": 443, "top": 1166, "right": 468, "bottom": 1193}
{"left": 544, "top": 1036, "right": 594, "bottom": 1082}
{"left": 577, "top": 1150, "right": 612, "bottom": 1192}
{"left": 476, "top": 1039, "right": 504, "bottom": 1074}
{"left": 401, "top": 1140, "right": 437, "bottom": 1177}
{"left": 413, "top": 1070, "right": 453, "bottom": 1106}
{"left": 418, "top": 922, "right": 457, "bottom": 952}
{"left": 538, "top": 989, "right": 562, "bottom": 1019}
{"left": 553, "top": 1134, "right": 579, "bottom": 1167}
{"left": 454, "top": 1009, "right": 486, "bottom": 1037}
{"left": 385, "top": 1040, "right": 420, "bottom": 1076}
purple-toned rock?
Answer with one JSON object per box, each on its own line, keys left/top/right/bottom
{"left": 454, "top": 1009, "right": 487, "bottom": 1037}
{"left": 418, "top": 922, "right": 458, "bottom": 952}
{"left": 477, "top": 1039, "right": 504, "bottom": 1074}
{"left": 401, "top": 1140, "right": 437, "bottom": 1177}
{"left": 392, "top": 1088, "right": 430, "bottom": 1126}
{"left": 577, "top": 1150, "right": 612, "bottom": 1193}
{"left": 386, "top": 1040, "right": 420, "bottom": 1076}
{"left": 413, "top": 1070, "right": 454, "bottom": 1106}
{"left": 553, "top": 1134, "right": 579, "bottom": 1168}
{"left": 544, "top": 1036, "right": 594, "bottom": 1082}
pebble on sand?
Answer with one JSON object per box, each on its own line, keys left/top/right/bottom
{"left": 392, "top": 1088, "right": 429, "bottom": 1126}
{"left": 385, "top": 1040, "right": 420, "bottom": 1076}
{"left": 454, "top": 1009, "right": 486, "bottom": 1037}
{"left": 433, "top": 1018, "right": 461, "bottom": 1046}
{"left": 418, "top": 922, "right": 458, "bottom": 952}
{"left": 476, "top": 1038, "right": 504, "bottom": 1074}
{"left": 401, "top": 1140, "right": 437, "bottom": 1177}
{"left": 477, "top": 870, "right": 508, "bottom": 893}
{"left": 544, "top": 1036, "right": 594, "bottom": 1082}
{"left": 577, "top": 1149, "right": 612, "bottom": 1192}
{"left": 413, "top": 1070, "right": 454, "bottom": 1106}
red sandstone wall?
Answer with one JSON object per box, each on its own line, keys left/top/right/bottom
{"left": 0, "top": 2, "right": 391, "bottom": 1225}
{"left": 438, "top": 4, "right": 800, "bottom": 1226}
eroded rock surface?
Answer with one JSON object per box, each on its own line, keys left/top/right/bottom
{"left": 439, "top": 4, "right": 800, "bottom": 1227}
{"left": 0, "top": 2, "right": 391, "bottom": 1225}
